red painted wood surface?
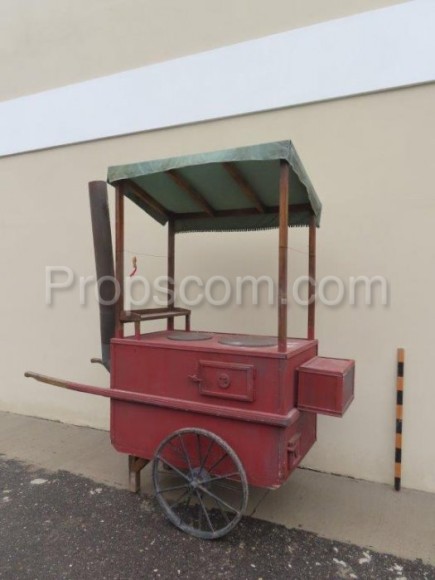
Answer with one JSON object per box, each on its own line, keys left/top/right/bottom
{"left": 297, "top": 356, "right": 355, "bottom": 417}
{"left": 110, "top": 331, "right": 318, "bottom": 488}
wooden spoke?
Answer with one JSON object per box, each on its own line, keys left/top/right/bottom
{"left": 213, "top": 497, "right": 231, "bottom": 525}
{"left": 167, "top": 440, "right": 187, "bottom": 462}
{"left": 156, "top": 483, "right": 190, "bottom": 494}
{"left": 199, "top": 438, "right": 214, "bottom": 474}
{"left": 195, "top": 490, "right": 215, "bottom": 533}
{"left": 156, "top": 456, "right": 190, "bottom": 482}
{"left": 206, "top": 472, "right": 239, "bottom": 484}
{"left": 197, "top": 485, "right": 239, "bottom": 514}
{"left": 169, "top": 488, "right": 191, "bottom": 509}
{"left": 178, "top": 433, "right": 193, "bottom": 476}
{"left": 208, "top": 452, "right": 228, "bottom": 473}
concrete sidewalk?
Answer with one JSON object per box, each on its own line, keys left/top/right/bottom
{"left": 1, "top": 411, "right": 434, "bottom": 566}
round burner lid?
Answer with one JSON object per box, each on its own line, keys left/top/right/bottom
{"left": 218, "top": 335, "right": 277, "bottom": 348}
{"left": 167, "top": 332, "right": 213, "bottom": 341}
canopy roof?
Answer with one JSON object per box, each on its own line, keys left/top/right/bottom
{"left": 107, "top": 140, "right": 321, "bottom": 233}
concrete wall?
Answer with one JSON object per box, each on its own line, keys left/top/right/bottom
{"left": 1, "top": 0, "right": 435, "bottom": 493}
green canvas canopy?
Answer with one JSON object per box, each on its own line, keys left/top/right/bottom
{"left": 107, "top": 140, "right": 321, "bottom": 234}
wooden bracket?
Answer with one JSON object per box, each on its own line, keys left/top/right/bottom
{"left": 128, "top": 455, "right": 149, "bottom": 493}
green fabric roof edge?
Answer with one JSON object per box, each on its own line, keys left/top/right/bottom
{"left": 107, "top": 140, "right": 322, "bottom": 233}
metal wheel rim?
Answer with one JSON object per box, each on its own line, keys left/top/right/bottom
{"left": 152, "top": 428, "right": 248, "bottom": 539}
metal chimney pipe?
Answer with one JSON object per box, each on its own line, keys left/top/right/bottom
{"left": 89, "top": 181, "right": 116, "bottom": 371}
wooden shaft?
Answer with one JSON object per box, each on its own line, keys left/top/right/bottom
{"left": 278, "top": 161, "right": 289, "bottom": 352}
{"left": 167, "top": 220, "right": 175, "bottom": 330}
{"left": 394, "top": 347, "right": 405, "bottom": 491}
{"left": 308, "top": 214, "right": 316, "bottom": 340}
{"left": 23, "top": 370, "right": 301, "bottom": 427}
{"left": 115, "top": 185, "right": 124, "bottom": 338}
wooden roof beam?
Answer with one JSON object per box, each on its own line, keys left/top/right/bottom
{"left": 178, "top": 203, "right": 312, "bottom": 220}
{"left": 123, "top": 179, "right": 170, "bottom": 220}
{"left": 222, "top": 162, "right": 266, "bottom": 213}
{"left": 166, "top": 170, "right": 215, "bottom": 216}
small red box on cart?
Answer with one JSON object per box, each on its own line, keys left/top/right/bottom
{"left": 297, "top": 357, "right": 355, "bottom": 417}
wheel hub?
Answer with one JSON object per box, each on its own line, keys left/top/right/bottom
{"left": 190, "top": 466, "right": 210, "bottom": 488}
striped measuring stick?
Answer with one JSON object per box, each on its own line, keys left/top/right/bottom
{"left": 395, "top": 348, "right": 405, "bottom": 491}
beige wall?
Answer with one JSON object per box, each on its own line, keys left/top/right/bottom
{"left": 1, "top": 0, "right": 407, "bottom": 100}
{"left": 2, "top": 83, "right": 435, "bottom": 492}
{"left": 2, "top": 1, "right": 435, "bottom": 493}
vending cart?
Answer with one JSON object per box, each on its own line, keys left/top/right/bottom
{"left": 26, "top": 141, "right": 354, "bottom": 539}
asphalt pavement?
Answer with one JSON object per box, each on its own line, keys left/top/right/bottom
{"left": 1, "top": 456, "right": 434, "bottom": 580}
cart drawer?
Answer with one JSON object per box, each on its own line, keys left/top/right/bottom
{"left": 193, "top": 360, "right": 255, "bottom": 402}
{"left": 297, "top": 357, "right": 355, "bottom": 417}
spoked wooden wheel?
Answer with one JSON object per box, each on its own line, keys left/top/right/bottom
{"left": 152, "top": 428, "right": 248, "bottom": 539}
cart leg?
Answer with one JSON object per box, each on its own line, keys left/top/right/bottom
{"left": 128, "top": 455, "right": 148, "bottom": 493}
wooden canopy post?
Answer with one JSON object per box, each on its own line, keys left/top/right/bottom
{"left": 167, "top": 220, "right": 175, "bottom": 330}
{"left": 115, "top": 184, "right": 124, "bottom": 338}
{"left": 307, "top": 214, "right": 316, "bottom": 340}
{"left": 278, "top": 161, "right": 289, "bottom": 352}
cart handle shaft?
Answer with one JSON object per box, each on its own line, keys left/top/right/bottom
{"left": 24, "top": 371, "right": 300, "bottom": 428}
{"left": 24, "top": 371, "right": 113, "bottom": 398}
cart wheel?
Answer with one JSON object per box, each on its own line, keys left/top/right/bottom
{"left": 152, "top": 428, "right": 248, "bottom": 539}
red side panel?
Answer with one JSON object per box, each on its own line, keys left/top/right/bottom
{"left": 109, "top": 333, "right": 318, "bottom": 488}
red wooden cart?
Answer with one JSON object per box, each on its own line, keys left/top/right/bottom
{"left": 26, "top": 141, "right": 354, "bottom": 539}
